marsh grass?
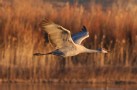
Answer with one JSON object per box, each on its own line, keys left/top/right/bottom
{"left": 0, "top": 0, "right": 137, "bottom": 83}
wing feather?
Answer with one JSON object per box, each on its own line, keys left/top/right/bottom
{"left": 41, "top": 20, "right": 76, "bottom": 49}
{"left": 72, "top": 26, "right": 89, "bottom": 44}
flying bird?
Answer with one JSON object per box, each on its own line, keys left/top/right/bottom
{"left": 33, "top": 20, "right": 108, "bottom": 57}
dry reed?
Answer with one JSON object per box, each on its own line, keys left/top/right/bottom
{"left": 0, "top": 0, "right": 137, "bottom": 83}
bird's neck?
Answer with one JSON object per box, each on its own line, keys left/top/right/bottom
{"left": 76, "top": 45, "right": 100, "bottom": 53}
{"left": 85, "top": 48, "right": 100, "bottom": 53}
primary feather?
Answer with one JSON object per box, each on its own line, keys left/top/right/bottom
{"left": 72, "top": 26, "right": 89, "bottom": 44}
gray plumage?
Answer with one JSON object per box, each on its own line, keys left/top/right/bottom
{"left": 72, "top": 26, "right": 89, "bottom": 44}
{"left": 33, "top": 20, "right": 108, "bottom": 57}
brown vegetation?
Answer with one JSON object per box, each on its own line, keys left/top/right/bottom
{"left": 0, "top": 0, "right": 137, "bottom": 83}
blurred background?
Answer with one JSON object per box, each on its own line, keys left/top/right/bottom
{"left": 0, "top": 0, "right": 137, "bottom": 83}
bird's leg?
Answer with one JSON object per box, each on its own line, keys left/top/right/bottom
{"left": 33, "top": 53, "right": 46, "bottom": 56}
{"left": 33, "top": 52, "right": 52, "bottom": 56}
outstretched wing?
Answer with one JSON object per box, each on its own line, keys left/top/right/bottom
{"left": 72, "top": 26, "right": 89, "bottom": 44}
{"left": 41, "top": 20, "right": 76, "bottom": 49}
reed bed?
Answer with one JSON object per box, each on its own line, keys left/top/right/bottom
{"left": 0, "top": 0, "right": 137, "bottom": 83}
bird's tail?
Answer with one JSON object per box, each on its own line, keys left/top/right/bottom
{"left": 33, "top": 52, "right": 52, "bottom": 56}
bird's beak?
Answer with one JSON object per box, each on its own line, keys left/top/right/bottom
{"left": 102, "top": 49, "right": 109, "bottom": 53}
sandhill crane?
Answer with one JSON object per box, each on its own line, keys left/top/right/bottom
{"left": 33, "top": 20, "right": 108, "bottom": 57}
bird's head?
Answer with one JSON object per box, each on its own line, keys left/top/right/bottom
{"left": 97, "top": 48, "right": 108, "bottom": 53}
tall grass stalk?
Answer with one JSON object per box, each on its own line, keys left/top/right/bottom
{"left": 0, "top": 0, "right": 137, "bottom": 83}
